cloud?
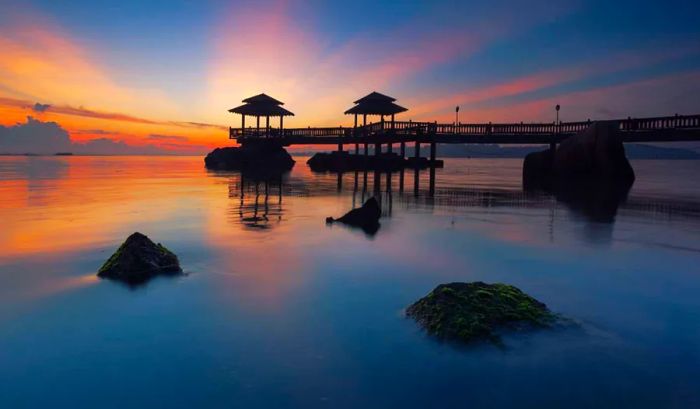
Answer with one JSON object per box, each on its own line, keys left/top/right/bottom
{"left": 0, "top": 116, "right": 72, "bottom": 154}
{"left": 147, "top": 134, "right": 189, "bottom": 142}
{"left": 32, "top": 102, "right": 50, "bottom": 112}
{"left": 0, "top": 117, "right": 185, "bottom": 155}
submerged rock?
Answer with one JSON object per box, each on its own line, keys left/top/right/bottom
{"left": 326, "top": 197, "right": 381, "bottom": 235}
{"left": 406, "top": 282, "right": 557, "bottom": 344}
{"left": 97, "top": 232, "right": 182, "bottom": 284}
{"left": 204, "top": 141, "right": 295, "bottom": 172}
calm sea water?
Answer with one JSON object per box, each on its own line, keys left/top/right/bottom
{"left": 0, "top": 155, "right": 699, "bottom": 408}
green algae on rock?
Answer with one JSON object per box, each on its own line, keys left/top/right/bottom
{"left": 406, "top": 282, "right": 557, "bottom": 343}
{"left": 97, "top": 232, "right": 182, "bottom": 284}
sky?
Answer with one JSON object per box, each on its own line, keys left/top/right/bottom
{"left": 1, "top": 0, "right": 699, "bottom": 154}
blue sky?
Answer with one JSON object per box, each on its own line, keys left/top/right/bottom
{"left": 1, "top": 0, "right": 699, "bottom": 151}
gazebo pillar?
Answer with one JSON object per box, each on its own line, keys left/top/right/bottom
{"left": 391, "top": 114, "right": 395, "bottom": 129}
{"left": 266, "top": 116, "right": 270, "bottom": 137}
{"left": 400, "top": 142, "right": 405, "bottom": 158}
{"left": 256, "top": 116, "right": 260, "bottom": 131}
{"left": 280, "top": 115, "right": 284, "bottom": 135}
{"left": 241, "top": 114, "right": 246, "bottom": 134}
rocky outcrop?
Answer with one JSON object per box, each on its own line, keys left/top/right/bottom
{"left": 326, "top": 197, "right": 381, "bottom": 235}
{"left": 523, "top": 121, "right": 635, "bottom": 189}
{"left": 553, "top": 121, "right": 635, "bottom": 183}
{"left": 97, "top": 232, "right": 182, "bottom": 284}
{"left": 205, "top": 141, "right": 295, "bottom": 172}
{"left": 523, "top": 122, "right": 635, "bottom": 221}
{"left": 407, "top": 282, "right": 558, "bottom": 344}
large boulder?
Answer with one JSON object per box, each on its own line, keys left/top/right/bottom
{"left": 326, "top": 197, "right": 381, "bottom": 235}
{"left": 523, "top": 121, "right": 635, "bottom": 188}
{"left": 407, "top": 282, "right": 558, "bottom": 344}
{"left": 205, "top": 141, "right": 295, "bottom": 172}
{"left": 553, "top": 121, "right": 635, "bottom": 183}
{"left": 522, "top": 148, "right": 555, "bottom": 191}
{"left": 97, "top": 232, "right": 182, "bottom": 284}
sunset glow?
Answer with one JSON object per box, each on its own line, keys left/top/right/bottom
{"left": 1, "top": 0, "right": 699, "bottom": 154}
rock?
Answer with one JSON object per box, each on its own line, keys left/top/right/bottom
{"left": 522, "top": 148, "right": 555, "bottom": 191}
{"left": 97, "top": 232, "right": 182, "bottom": 284}
{"left": 204, "top": 141, "right": 295, "bottom": 172}
{"left": 406, "top": 282, "right": 557, "bottom": 344}
{"left": 327, "top": 197, "right": 381, "bottom": 235}
{"left": 553, "top": 121, "right": 635, "bottom": 183}
{"left": 523, "top": 121, "right": 635, "bottom": 190}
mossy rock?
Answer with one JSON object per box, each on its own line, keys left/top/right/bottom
{"left": 406, "top": 282, "right": 558, "bottom": 344}
{"left": 97, "top": 232, "right": 182, "bottom": 284}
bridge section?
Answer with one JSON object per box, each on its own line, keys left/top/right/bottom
{"left": 230, "top": 114, "right": 700, "bottom": 148}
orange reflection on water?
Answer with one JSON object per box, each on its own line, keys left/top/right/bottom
{"left": 0, "top": 156, "right": 214, "bottom": 261}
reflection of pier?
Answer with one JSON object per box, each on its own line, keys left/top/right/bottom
{"left": 227, "top": 177, "right": 284, "bottom": 230}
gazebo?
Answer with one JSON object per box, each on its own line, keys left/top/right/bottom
{"left": 344, "top": 91, "right": 408, "bottom": 130}
{"left": 229, "top": 93, "right": 294, "bottom": 138}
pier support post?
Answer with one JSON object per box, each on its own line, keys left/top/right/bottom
{"left": 364, "top": 143, "right": 369, "bottom": 156}
{"left": 400, "top": 142, "right": 406, "bottom": 158}
{"left": 355, "top": 144, "right": 359, "bottom": 155}
{"left": 414, "top": 142, "right": 421, "bottom": 160}
{"left": 338, "top": 142, "right": 343, "bottom": 152}
{"left": 413, "top": 168, "right": 420, "bottom": 197}
{"left": 549, "top": 142, "right": 556, "bottom": 152}
{"left": 375, "top": 143, "right": 381, "bottom": 156}
{"left": 387, "top": 143, "right": 393, "bottom": 154}
{"left": 430, "top": 142, "right": 436, "bottom": 163}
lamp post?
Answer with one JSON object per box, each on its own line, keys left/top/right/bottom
{"left": 555, "top": 104, "right": 560, "bottom": 125}
{"left": 455, "top": 106, "right": 460, "bottom": 125}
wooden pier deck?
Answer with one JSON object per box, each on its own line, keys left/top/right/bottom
{"left": 230, "top": 114, "right": 700, "bottom": 146}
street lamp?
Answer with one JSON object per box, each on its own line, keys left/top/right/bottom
{"left": 455, "top": 106, "right": 460, "bottom": 125}
{"left": 555, "top": 104, "right": 560, "bottom": 125}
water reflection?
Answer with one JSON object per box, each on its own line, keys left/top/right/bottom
{"left": 216, "top": 162, "right": 700, "bottom": 250}
{"left": 229, "top": 177, "right": 285, "bottom": 230}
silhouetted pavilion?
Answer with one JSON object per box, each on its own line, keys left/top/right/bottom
{"left": 229, "top": 93, "right": 294, "bottom": 137}
{"left": 344, "top": 91, "right": 408, "bottom": 129}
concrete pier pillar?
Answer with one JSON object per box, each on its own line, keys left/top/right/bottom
{"left": 387, "top": 143, "right": 393, "bottom": 153}
{"left": 414, "top": 142, "right": 421, "bottom": 159}
{"left": 364, "top": 143, "right": 369, "bottom": 156}
{"left": 338, "top": 143, "right": 343, "bottom": 152}
{"left": 375, "top": 143, "right": 381, "bottom": 156}
{"left": 400, "top": 142, "right": 406, "bottom": 158}
{"left": 355, "top": 144, "right": 360, "bottom": 155}
{"left": 430, "top": 142, "right": 436, "bottom": 163}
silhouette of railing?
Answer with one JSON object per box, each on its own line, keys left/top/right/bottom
{"left": 230, "top": 114, "right": 700, "bottom": 142}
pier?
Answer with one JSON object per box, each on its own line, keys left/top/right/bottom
{"left": 228, "top": 93, "right": 700, "bottom": 160}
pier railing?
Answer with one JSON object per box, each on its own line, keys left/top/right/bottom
{"left": 230, "top": 114, "right": 700, "bottom": 141}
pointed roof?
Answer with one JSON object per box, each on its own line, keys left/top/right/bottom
{"left": 229, "top": 93, "right": 294, "bottom": 116}
{"left": 242, "top": 93, "right": 285, "bottom": 105}
{"left": 345, "top": 91, "right": 407, "bottom": 116}
{"left": 353, "top": 91, "right": 396, "bottom": 104}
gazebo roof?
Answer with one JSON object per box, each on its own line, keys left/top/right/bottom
{"left": 353, "top": 91, "right": 396, "bottom": 104}
{"left": 344, "top": 102, "right": 408, "bottom": 116}
{"left": 345, "top": 91, "right": 408, "bottom": 116}
{"left": 229, "top": 93, "right": 294, "bottom": 116}
{"left": 229, "top": 102, "right": 294, "bottom": 117}
{"left": 242, "top": 93, "right": 285, "bottom": 105}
